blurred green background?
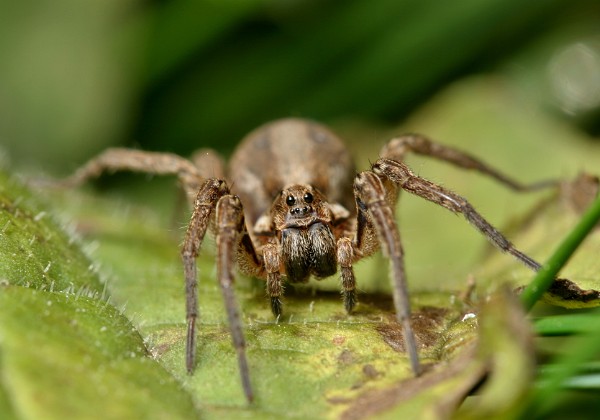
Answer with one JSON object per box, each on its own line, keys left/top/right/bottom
{"left": 1, "top": 0, "right": 599, "bottom": 169}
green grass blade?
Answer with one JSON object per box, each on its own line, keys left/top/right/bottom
{"left": 534, "top": 313, "right": 600, "bottom": 336}
{"left": 523, "top": 308, "right": 600, "bottom": 416}
{"left": 520, "top": 194, "right": 600, "bottom": 311}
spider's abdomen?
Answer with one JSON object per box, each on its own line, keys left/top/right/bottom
{"left": 229, "top": 118, "right": 356, "bottom": 226}
{"left": 281, "top": 223, "right": 337, "bottom": 283}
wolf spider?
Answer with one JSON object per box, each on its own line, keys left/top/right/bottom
{"left": 61, "top": 118, "right": 556, "bottom": 402}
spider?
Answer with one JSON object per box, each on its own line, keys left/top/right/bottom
{"left": 60, "top": 118, "right": 556, "bottom": 402}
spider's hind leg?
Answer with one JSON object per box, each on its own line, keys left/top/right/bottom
{"left": 381, "top": 134, "right": 558, "bottom": 192}
{"left": 59, "top": 148, "right": 205, "bottom": 201}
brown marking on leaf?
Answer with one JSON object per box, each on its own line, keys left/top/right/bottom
{"left": 332, "top": 335, "right": 346, "bottom": 346}
{"left": 338, "top": 290, "right": 531, "bottom": 419}
{"left": 376, "top": 306, "right": 449, "bottom": 352}
{"left": 338, "top": 349, "right": 355, "bottom": 365}
{"left": 362, "top": 364, "right": 380, "bottom": 379}
{"left": 546, "top": 278, "right": 600, "bottom": 303}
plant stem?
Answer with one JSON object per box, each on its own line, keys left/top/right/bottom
{"left": 520, "top": 194, "right": 600, "bottom": 311}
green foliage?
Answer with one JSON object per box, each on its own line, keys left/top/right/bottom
{"left": 0, "top": 171, "right": 101, "bottom": 294}
{"left": 2, "top": 79, "right": 600, "bottom": 415}
{"left": 0, "top": 171, "right": 555, "bottom": 418}
{"left": 0, "top": 288, "right": 198, "bottom": 419}
{"left": 521, "top": 193, "right": 600, "bottom": 310}
{"left": 0, "top": 173, "right": 197, "bottom": 419}
{"left": 1, "top": 0, "right": 600, "bottom": 417}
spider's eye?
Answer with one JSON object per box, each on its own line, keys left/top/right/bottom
{"left": 286, "top": 195, "right": 296, "bottom": 206}
{"left": 303, "top": 192, "right": 313, "bottom": 203}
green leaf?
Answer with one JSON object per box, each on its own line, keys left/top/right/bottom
{"left": 522, "top": 307, "right": 600, "bottom": 417}
{"left": 534, "top": 313, "right": 600, "bottom": 336}
{"left": 0, "top": 168, "right": 489, "bottom": 418}
{"left": 0, "top": 171, "right": 101, "bottom": 294}
{"left": 5, "top": 75, "right": 600, "bottom": 417}
{"left": 0, "top": 287, "right": 197, "bottom": 419}
{"left": 0, "top": 172, "right": 198, "bottom": 419}
{"left": 49, "top": 187, "right": 483, "bottom": 417}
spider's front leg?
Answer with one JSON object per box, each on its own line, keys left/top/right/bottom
{"left": 181, "top": 178, "right": 254, "bottom": 402}
{"left": 353, "top": 171, "right": 421, "bottom": 376}
{"left": 337, "top": 237, "right": 357, "bottom": 313}
{"left": 372, "top": 158, "right": 543, "bottom": 271}
{"left": 264, "top": 242, "right": 284, "bottom": 317}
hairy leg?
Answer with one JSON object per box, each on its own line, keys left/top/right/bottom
{"left": 60, "top": 148, "right": 204, "bottom": 200}
{"left": 181, "top": 179, "right": 229, "bottom": 374}
{"left": 264, "top": 241, "right": 283, "bottom": 317}
{"left": 353, "top": 171, "right": 421, "bottom": 376}
{"left": 381, "top": 135, "right": 558, "bottom": 192}
{"left": 373, "top": 158, "right": 542, "bottom": 271}
{"left": 213, "top": 194, "right": 254, "bottom": 402}
{"left": 337, "top": 237, "right": 357, "bottom": 312}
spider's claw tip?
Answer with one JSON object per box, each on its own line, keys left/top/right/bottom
{"left": 343, "top": 290, "right": 356, "bottom": 313}
{"left": 245, "top": 391, "right": 254, "bottom": 404}
{"left": 270, "top": 297, "right": 283, "bottom": 317}
{"left": 185, "top": 357, "right": 195, "bottom": 375}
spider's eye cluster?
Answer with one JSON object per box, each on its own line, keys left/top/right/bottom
{"left": 285, "top": 191, "right": 314, "bottom": 207}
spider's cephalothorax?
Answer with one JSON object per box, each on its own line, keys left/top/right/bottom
{"left": 61, "top": 118, "right": 557, "bottom": 402}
